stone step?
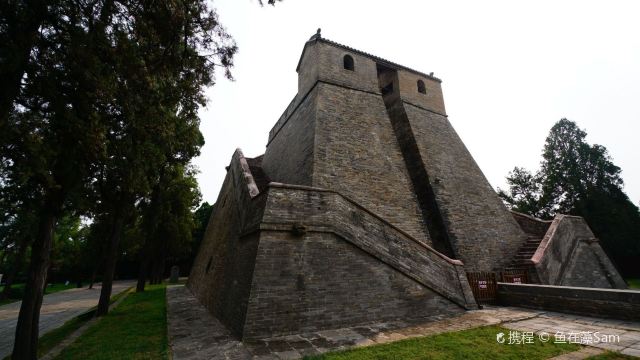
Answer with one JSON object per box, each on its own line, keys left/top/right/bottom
{"left": 511, "top": 260, "right": 533, "bottom": 266}
{"left": 517, "top": 250, "right": 537, "bottom": 256}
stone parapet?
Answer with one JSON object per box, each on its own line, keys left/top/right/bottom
{"left": 532, "top": 215, "right": 626, "bottom": 289}
{"left": 497, "top": 283, "right": 640, "bottom": 321}
{"left": 511, "top": 211, "right": 552, "bottom": 238}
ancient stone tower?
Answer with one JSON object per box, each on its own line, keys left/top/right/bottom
{"left": 188, "top": 31, "right": 626, "bottom": 340}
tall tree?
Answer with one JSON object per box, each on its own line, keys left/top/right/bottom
{"left": 498, "top": 167, "right": 544, "bottom": 218}
{"left": 136, "top": 164, "right": 201, "bottom": 291}
{"left": 91, "top": 0, "right": 234, "bottom": 315}
{"left": 499, "top": 118, "right": 640, "bottom": 276}
{"left": 5, "top": 2, "right": 110, "bottom": 355}
{"left": 538, "top": 119, "right": 623, "bottom": 215}
{"left": 3, "top": 0, "right": 236, "bottom": 356}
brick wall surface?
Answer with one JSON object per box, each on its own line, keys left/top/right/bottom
{"left": 533, "top": 215, "right": 626, "bottom": 289}
{"left": 243, "top": 231, "right": 465, "bottom": 339}
{"left": 397, "top": 69, "right": 446, "bottom": 115}
{"left": 262, "top": 87, "right": 317, "bottom": 186}
{"left": 511, "top": 211, "right": 552, "bottom": 238}
{"left": 403, "top": 103, "right": 528, "bottom": 271}
{"left": 312, "top": 83, "right": 431, "bottom": 244}
{"left": 498, "top": 283, "right": 640, "bottom": 321}
{"left": 187, "top": 150, "right": 266, "bottom": 337}
{"left": 315, "top": 41, "right": 380, "bottom": 94}
{"left": 561, "top": 242, "right": 617, "bottom": 288}
{"left": 260, "top": 185, "right": 476, "bottom": 309}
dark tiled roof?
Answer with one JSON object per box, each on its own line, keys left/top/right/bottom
{"left": 295, "top": 33, "right": 442, "bottom": 83}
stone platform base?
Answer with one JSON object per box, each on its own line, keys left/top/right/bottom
{"left": 166, "top": 285, "right": 640, "bottom": 359}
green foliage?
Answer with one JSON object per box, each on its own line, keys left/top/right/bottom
{"left": 625, "top": 278, "right": 640, "bottom": 289}
{"left": 55, "top": 285, "right": 167, "bottom": 360}
{"left": 499, "top": 119, "right": 640, "bottom": 276}
{"left": 143, "top": 164, "right": 202, "bottom": 262}
{"left": 50, "top": 215, "right": 89, "bottom": 282}
{"left": 191, "top": 201, "right": 214, "bottom": 257}
{"left": 0, "top": 1, "right": 238, "bottom": 353}
{"left": 498, "top": 167, "right": 544, "bottom": 218}
{"left": 305, "top": 326, "right": 579, "bottom": 360}
{"left": 539, "top": 119, "right": 623, "bottom": 216}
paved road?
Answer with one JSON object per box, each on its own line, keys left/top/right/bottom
{"left": 0, "top": 280, "right": 134, "bottom": 359}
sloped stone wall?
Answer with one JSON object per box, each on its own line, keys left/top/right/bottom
{"left": 403, "top": 103, "right": 528, "bottom": 272}
{"left": 533, "top": 215, "right": 626, "bottom": 289}
{"left": 312, "top": 82, "right": 431, "bottom": 245}
{"left": 187, "top": 150, "right": 266, "bottom": 337}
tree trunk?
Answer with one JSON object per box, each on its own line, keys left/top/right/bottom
{"left": 149, "top": 240, "right": 165, "bottom": 285}
{"left": 149, "top": 255, "right": 160, "bottom": 285}
{"left": 155, "top": 245, "right": 168, "bottom": 284}
{"left": 96, "top": 213, "right": 125, "bottom": 317}
{"left": 135, "top": 242, "right": 151, "bottom": 292}
{"left": 88, "top": 267, "right": 97, "bottom": 289}
{"left": 12, "top": 204, "right": 58, "bottom": 360}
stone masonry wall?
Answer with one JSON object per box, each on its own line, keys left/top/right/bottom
{"left": 243, "top": 231, "right": 465, "bottom": 339}
{"left": 498, "top": 283, "right": 640, "bottom": 321}
{"left": 397, "top": 69, "right": 446, "bottom": 115}
{"left": 404, "top": 103, "right": 528, "bottom": 272}
{"left": 312, "top": 82, "right": 431, "bottom": 244}
{"left": 561, "top": 241, "right": 622, "bottom": 288}
{"left": 532, "top": 215, "right": 626, "bottom": 289}
{"left": 241, "top": 184, "right": 474, "bottom": 339}
{"left": 260, "top": 185, "right": 476, "bottom": 307}
{"left": 187, "top": 150, "right": 266, "bottom": 337}
{"left": 511, "top": 211, "right": 551, "bottom": 238}
{"left": 262, "top": 87, "right": 317, "bottom": 186}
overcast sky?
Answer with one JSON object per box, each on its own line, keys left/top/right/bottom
{"left": 194, "top": 0, "right": 640, "bottom": 207}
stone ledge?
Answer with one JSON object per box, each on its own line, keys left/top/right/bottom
{"left": 497, "top": 283, "right": 640, "bottom": 321}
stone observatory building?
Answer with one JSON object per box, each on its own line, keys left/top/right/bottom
{"left": 188, "top": 31, "right": 626, "bottom": 340}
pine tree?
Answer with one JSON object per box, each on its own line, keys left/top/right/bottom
{"left": 499, "top": 119, "right": 640, "bottom": 276}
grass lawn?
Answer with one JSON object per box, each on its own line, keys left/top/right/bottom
{"left": 587, "top": 352, "right": 638, "bottom": 359}
{"left": 0, "top": 283, "right": 78, "bottom": 306}
{"left": 36, "top": 288, "right": 131, "bottom": 358}
{"left": 305, "top": 325, "right": 581, "bottom": 360}
{"left": 36, "top": 308, "right": 97, "bottom": 358}
{"left": 54, "top": 284, "right": 168, "bottom": 360}
{"left": 626, "top": 278, "right": 640, "bottom": 289}
{"left": 2, "top": 286, "right": 132, "bottom": 360}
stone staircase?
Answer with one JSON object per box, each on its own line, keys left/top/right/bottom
{"left": 504, "top": 235, "right": 543, "bottom": 283}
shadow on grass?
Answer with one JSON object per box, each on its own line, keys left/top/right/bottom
{"left": 2, "top": 286, "right": 131, "bottom": 360}
{"left": 305, "top": 325, "right": 581, "bottom": 360}
{"left": 53, "top": 284, "right": 167, "bottom": 360}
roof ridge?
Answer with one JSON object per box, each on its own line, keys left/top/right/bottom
{"left": 296, "top": 31, "right": 442, "bottom": 83}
